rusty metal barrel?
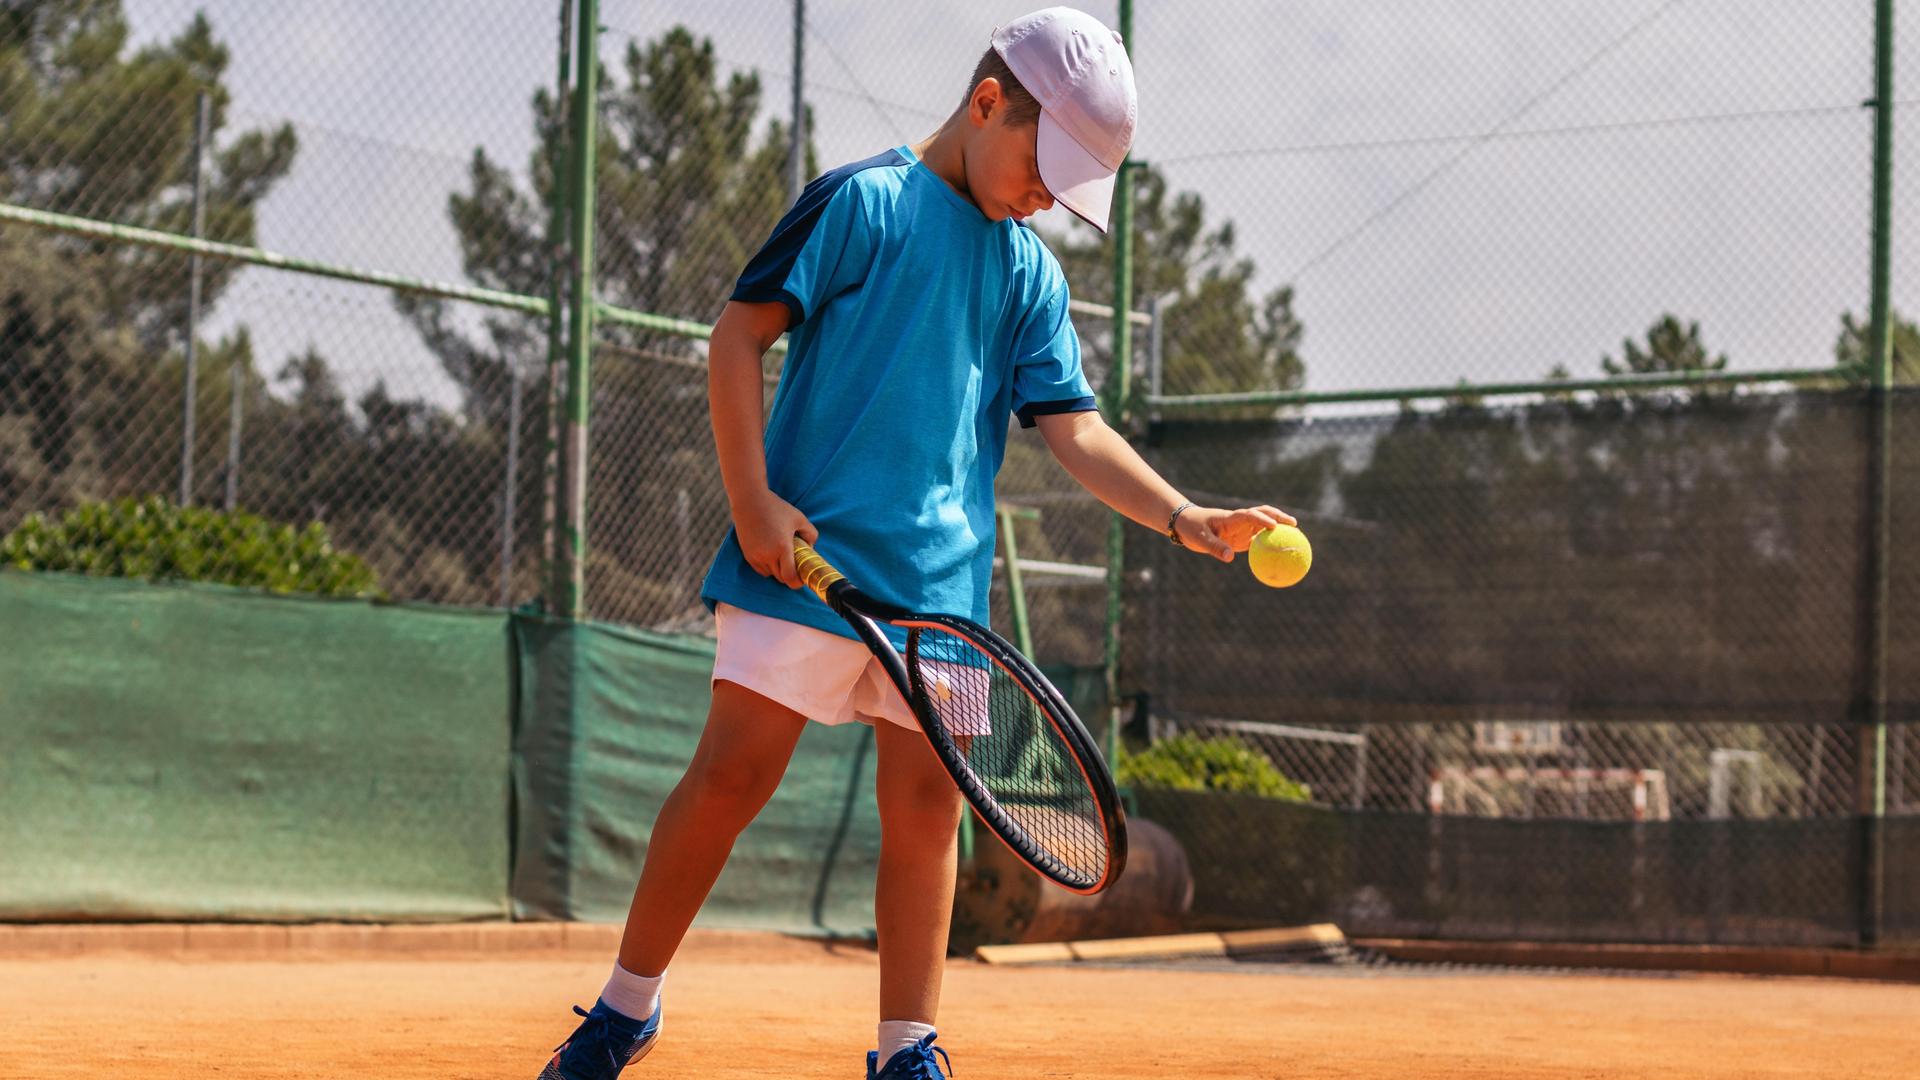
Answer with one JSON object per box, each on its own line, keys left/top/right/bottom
{"left": 949, "top": 816, "right": 1194, "bottom": 954}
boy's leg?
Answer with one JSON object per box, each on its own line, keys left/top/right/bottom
{"left": 615, "top": 678, "right": 810, "bottom": 977}
{"left": 872, "top": 716, "right": 968, "bottom": 1023}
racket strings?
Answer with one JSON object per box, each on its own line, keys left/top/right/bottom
{"left": 908, "top": 625, "right": 1109, "bottom": 887}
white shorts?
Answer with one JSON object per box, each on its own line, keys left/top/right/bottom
{"left": 712, "top": 602, "right": 993, "bottom": 734}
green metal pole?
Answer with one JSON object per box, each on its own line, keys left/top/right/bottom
{"left": 1869, "top": 0, "right": 1897, "bottom": 398}
{"left": 1146, "top": 367, "right": 1860, "bottom": 411}
{"left": 789, "top": 0, "right": 806, "bottom": 204}
{"left": 1100, "top": 0, "right": 1136, "bottom": 770}
{"left": 595, "top": 302, "right": 758, "bottom": 342}
{"left": 975, "top": 503, "right": 1044, "bottom": 864}
{"left": 0, "top": 197, "right": 1851, "bottom": 411}
{"left": 539, "top": 0, "right": 574, "bottom": 613}
{"left": 998, "top": 504, "right": 1036, "bottom": 657}
{"left": 0, "top": 203, "right": 549, "bottom": 314}
{"left": 556, "top": 0, "right": 602, "bottom": 621}
{"left": 1860, "top": 0, "right": 1895, "bottom": 949}
{"left": 0, "top": 202, "right": 761, "bottom": 351}
{"left": 179, "top": 92, "right": 210, "bottom": 509}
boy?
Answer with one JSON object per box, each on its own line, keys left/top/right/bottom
{"left": 541, "top": 8, "right": 1295, "bottom": 1079}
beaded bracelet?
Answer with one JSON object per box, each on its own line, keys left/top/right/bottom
{"left": 1166, "top": 500, "right": 1195, "bottom": 547}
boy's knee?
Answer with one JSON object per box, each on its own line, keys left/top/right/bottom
{"left": 685, "top": 754, "right": 781, "bottom": 821}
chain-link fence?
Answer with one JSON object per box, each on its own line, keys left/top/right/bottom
{"left": 1126, "top": 390, "right": 1918, "bottom": 943}
{"left": 1136, "top": 2, "right": 1895, "bottom": 400}
{"left": 1133, "top": 394, "right": 1876, "bottom": 733}
{"left": 578, "top": 5, "right": 1127, "bottom": 641}
{"left": 1151, "top": 714, "right": 1877, "bottom": 823}
{"left": 1, "top": 1, "right": 555, "bottom": 605}
{"left": 1137, "top": 784, "right": 1884, "bottom": 946}
{"left": 2, "top": 0, "right": 1912, "bottom": 945}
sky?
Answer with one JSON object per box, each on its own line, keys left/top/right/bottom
{"left": 116, "top": 0, "right": 1918, "bottom": 411}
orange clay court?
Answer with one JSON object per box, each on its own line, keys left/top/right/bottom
{"left": 4, "top": 927, "right": 1918, "bottom": 1079}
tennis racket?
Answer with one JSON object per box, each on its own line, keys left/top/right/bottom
{"left": 792, "top": 536, "right": 1127, "bottom": 894}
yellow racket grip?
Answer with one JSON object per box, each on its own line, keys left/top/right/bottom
{"left": 791, "top": 537, "right": 845, "bottom": 602}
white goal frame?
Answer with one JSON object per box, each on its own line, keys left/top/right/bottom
{"left": 1427, "top": 765, "right": 1672, "bottom": 821}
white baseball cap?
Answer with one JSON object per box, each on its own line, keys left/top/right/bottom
{"left": 991, "top": 7, "right": 1137, "bottom": 233}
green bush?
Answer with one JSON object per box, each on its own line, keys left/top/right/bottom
{"left": 1118, "top": 734, "right": 1312, "bottom": 802}
{"left": 1, "top": 497, "right": 383, "bottom": 599}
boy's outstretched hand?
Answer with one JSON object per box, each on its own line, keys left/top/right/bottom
{"left": 733, "top": 488, "right": 817, "bottom": 590}
{"left": 1173, "top": 504, "right": 1297, "bottom": 564}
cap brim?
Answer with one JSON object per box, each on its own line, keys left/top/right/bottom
{"left": 1036, "top": 111, "right": 1117, "bottom": 233}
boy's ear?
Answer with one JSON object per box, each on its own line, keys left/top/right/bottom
{"left": 968, "top": 77, "right": 1004, "bottom": 127}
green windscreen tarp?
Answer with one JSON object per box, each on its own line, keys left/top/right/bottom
{"left": 509, "top": 611, "right": 885, "bottom": 933}
{"left": 0, "top": 572, "right": 1100, "bottom": 935}
{"left": 506, "top": 611, "right": 1112, "bottom": 933}
{"left": 0, "top": 571, "right": 511, "bottom": 921}
{"left": 1131, "top": 389, "right": 1912, "bottom": 727}
{"left": 1138, "top": 790, "right": 1920, "bottom": 948}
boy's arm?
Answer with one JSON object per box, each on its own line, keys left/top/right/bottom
{"left": 1033, "top": 410, "right": 1295, "bottom": 562}
{"left": 709, "top": 299, "right": 815, "bottom": 589}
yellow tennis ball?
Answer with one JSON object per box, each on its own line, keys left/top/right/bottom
{"left": 1249, "top": 524, "right": 1312, "bottom": 588}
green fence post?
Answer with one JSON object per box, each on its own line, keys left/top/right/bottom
{"left": 555, "top": 0, "right": 602, "bottom": 621}
{"left": 178, "top": 92, "right": 210, "bottom": 508}
{"left": 997, "top": 504, "right": 1037, "bottom": 657}
{"left": 789, "top": 0, "right": 807, "bottom": 204}
{"left": 1859, "top": 0, "right": 1896, "bottom": 949}
{"left": 1099, "top": 0, "right": 1137, "bottom": 769}
{"left": 539, "top": 0, "right": 575, "bottom": 612}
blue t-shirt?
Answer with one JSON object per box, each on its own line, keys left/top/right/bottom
{"left": 700, "top": 145, "right": 1097, "bottom": 644}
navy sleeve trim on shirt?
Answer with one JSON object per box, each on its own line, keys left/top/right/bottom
{"left": 1016, "top": 395, "right": 1100, "bottom": 428}
{"left": 730, "top": 284, "right": 807, "bottom": 329}
{"left": 730, "top": 148, "right": 909, "bottom": 329}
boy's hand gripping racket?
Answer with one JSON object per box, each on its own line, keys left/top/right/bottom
{"left": 792, "top": 536, "right": 1127, "bottom": 894}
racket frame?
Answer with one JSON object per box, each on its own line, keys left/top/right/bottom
{"left": 793, "top": 537, "right": 1128, "bottom": 894}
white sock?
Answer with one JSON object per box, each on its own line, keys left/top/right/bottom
{"left": 599, "top": 961, "right": 663, "bottom": 1023}
{"left": 877, "top": 1020, "right": 937, "bottom": 1066}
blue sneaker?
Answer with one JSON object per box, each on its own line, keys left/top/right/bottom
{"left": 539, "top": 997, "right": 661, "bottom": 1080}
{"left": 866, "top": 1033, "right": 953, "bottom": 1079}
